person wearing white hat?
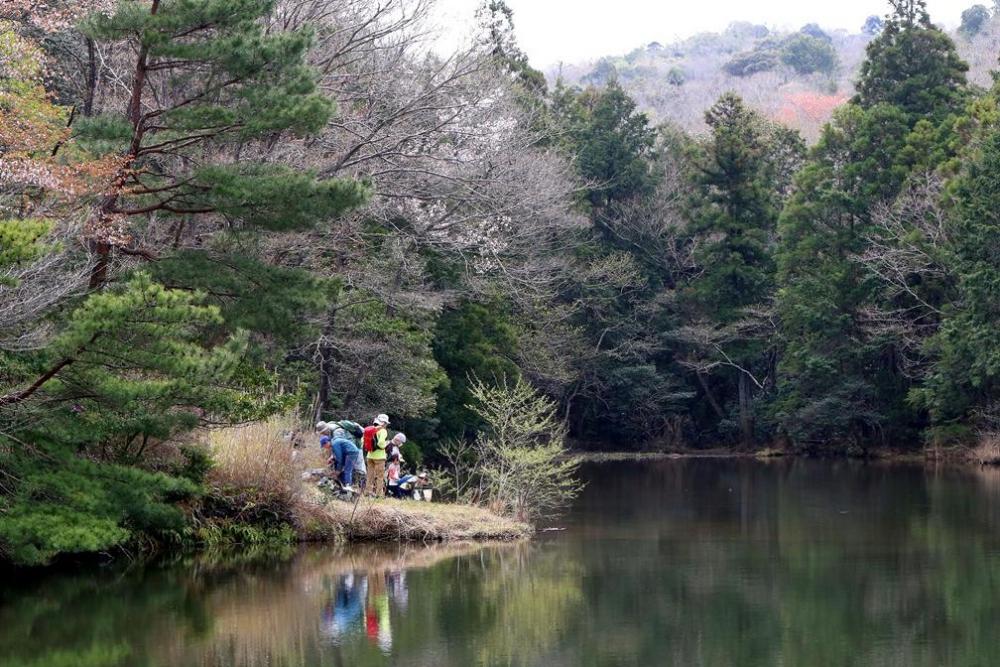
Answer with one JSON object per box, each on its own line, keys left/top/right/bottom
{"left": 365, "top": 414, "right": 390, "bottom": 497}
{"left": 386, "top": 432, "right": 406, "bottom": 462}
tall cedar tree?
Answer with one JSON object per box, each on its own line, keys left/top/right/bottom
{"left": 571, "top": 81, "right": 656, "bottom": 211}
{"left": 854, "top": 0, "right": 968, "bottom": 121}
{"left": 915, "top": 130, "right": 1000, "bottom": 422}
{"left": 775, "top": 0, "right": 967, "bottom": 449}
{"left": 684, "top": 93, "right": 796, "bottom": 447}
{"left": 552, "top": 83, "right": 692, "bottom": 441}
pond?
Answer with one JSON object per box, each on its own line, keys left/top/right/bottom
{"left": 4, "top": 458, "right": 1000, "bottom": 666}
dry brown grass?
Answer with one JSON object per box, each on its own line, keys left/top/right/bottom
{"left": 972, "top": 432, "right": 1000, "bottom": 465}
{"left": 298, "top": 484, "right": 531, "bottom": 543}
{"left": 205, "top": 415, "right": 308, "bottom": 522}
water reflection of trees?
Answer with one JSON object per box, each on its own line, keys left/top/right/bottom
{"left": 6, "top": 462, "right": 1000, "bottom": 667}
{"left": 552, "top": 459, "right": 1000, "bottom": 667}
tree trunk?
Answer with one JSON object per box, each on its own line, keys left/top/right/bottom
{"left": 316, "top": 340, "right": 335, "bottom": 423}
{"left": 83, "top": 38, "right": 97, "bottom": 117}
{"left": 738, "top": 372, "right": 755, "bottom": 448}
{"left": 315, "top": 301, "right": 342, "bottom": 422}
{"left": 695, "top": 372, "right": 726, "bottom": 420}
{"left": 90, "top": 1, "right": 158, "bottom": 290}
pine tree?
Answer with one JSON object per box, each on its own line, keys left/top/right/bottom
{"left": 77, "top": 0, "right": 369, "bottom": 287}
{"left": 3, "top": 0, "right": 371, "bottom": 415}
{"left": 0, "top": 3, "right": 369, "bottom": 565}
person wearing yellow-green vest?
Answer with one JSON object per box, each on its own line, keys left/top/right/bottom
{"left": 366, "top": 413, "right": 390, "bottom": 497}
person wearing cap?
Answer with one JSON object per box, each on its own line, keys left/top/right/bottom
{"left": 316, "top": 421, "right": 333, "bottom": 456}
{"left": 329, "top": 427, "right": 360, "bottom": 493}
{"left": 366, "top": 414, "right": 390, "bottom": 497}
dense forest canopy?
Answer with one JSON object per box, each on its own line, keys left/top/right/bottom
{"left": 4, "top": 0, "right": 1000, "bottom": 563}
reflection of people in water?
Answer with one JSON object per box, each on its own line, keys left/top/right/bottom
{"left": 386, "top": 569, "right": 408, "bottom": 612}
{"left": 320, "top": 564, "right": 411, "bottom": 653}
{"left": 321, "top": 573, "right": 367, "bottom": 641}
{"left": 364, "top": 571, "right": 393, "bottom": 652}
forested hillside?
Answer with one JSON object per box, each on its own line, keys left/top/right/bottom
{"left": 4, "top": 0, "right": 1000, "bottom": 564}
{"left": 555, "top": 4, "right": 1000, "bottom": 140}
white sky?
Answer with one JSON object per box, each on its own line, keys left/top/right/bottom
{"left": 431, "top": 0, "right": 975, "bottom": 66}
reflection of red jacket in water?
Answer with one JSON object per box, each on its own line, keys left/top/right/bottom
{"left": 365, "top": 606, "right": 379, "bottom": 640}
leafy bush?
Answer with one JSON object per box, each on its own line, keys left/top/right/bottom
{"left": 666, "top": 67, "right": 686, "bottom": 86}
{"left": 436, "top": 377, "right": 580, "bottom": 523}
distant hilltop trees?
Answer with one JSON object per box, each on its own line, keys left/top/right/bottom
{"left": 555, "top": 7, "right": 1000, "bottom": 141}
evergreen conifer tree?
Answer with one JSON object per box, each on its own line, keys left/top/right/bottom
{"left": 915, "top": 130, "right": 1000, "bottom": 421}
{"left": 77, "top": 0, "right": 369, "bottom": 288}
{"left": 854, "top": 0, "right": 968, "bottom": 121}
{"left": 680, "top": 93, "right": 801, "bottom": 447}
{"left": 0, "top": 2, "right": 369, "bottom": 565}
{"left": 775, "top": 1, "right": 968, "bottom": 449}
{"left": 570, "top": 82, "right": 656, "bottom": 211}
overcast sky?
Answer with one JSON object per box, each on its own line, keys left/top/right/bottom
{"left": 431, "top": 0, "right": 976, "bottom": 66}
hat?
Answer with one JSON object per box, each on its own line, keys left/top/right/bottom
{"left": 375, "top": 413, "right": 390, "bottom": 425}
{"left": 315, "top": 421, "right": 330, "bottom": 432}
{"left": 392, "top": 432, "right": 407, "bottom": 444}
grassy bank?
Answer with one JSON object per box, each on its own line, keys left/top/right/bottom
{"left": 297, "top": 488, "right": 531, "bottom": 543}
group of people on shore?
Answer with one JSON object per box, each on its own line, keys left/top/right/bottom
{"left": 314, "top": 414, "right": 410, "bottom": 498}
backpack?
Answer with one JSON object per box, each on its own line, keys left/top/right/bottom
{"left": 362, "top": 425, "right": 378, "bottom": 453}
{"left": 339, "top": 420, "right": 364, "bottom": 441}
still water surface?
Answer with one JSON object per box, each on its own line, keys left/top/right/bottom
{"left": 5, "top": 458, "right": 1000, "bottom": 666}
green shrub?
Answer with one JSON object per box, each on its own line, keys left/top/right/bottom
{"left": 175, "top": 443, "right": 214, "bottom": 484}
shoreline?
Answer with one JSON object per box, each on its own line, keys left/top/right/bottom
{"left": 569, "top": 445, "right": 987, "bottom": 467}
{"left": 294, "top": 486, "right": 532, "bottom": 545}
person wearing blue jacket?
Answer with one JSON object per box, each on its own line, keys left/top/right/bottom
{"left": 329, "top": 427, "right": 360, "bottom": 492}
